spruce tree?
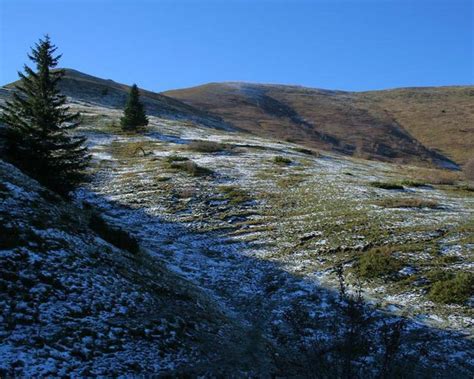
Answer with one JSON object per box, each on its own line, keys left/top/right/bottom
{"left": 0, "top": 35, "right": 90, "bottom": 195}
{"left": 120, "top": 84, "right": 148, "bottom": 130}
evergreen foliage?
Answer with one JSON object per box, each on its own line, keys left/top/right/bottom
{"left": 0, "top": 35, "right": 90, "bottom": 195}
{"left": 120, "top": 84, "right": 148, "bottom": 130}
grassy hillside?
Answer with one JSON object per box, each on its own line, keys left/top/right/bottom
{"left": 358, "top": 86, "right": 474, "bottom": 165}
{"left": 165, "top": 83, "right": 473, "bottom": 167}
{"left": 4, "top": 70, "right": 471, "bottom": 168}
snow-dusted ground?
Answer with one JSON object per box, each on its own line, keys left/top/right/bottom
{"left": 69, "top": 105, "right": 473, "bottom": 374}
{"left": 0, "top": 159, "right": 274, "bottom": 376}
{"left": 1, "top": 97, "right": 472, "bottom": 375}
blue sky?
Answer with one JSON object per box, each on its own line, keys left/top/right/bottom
{"left": 0, "top": 0, "right": 472, "bottom": 92}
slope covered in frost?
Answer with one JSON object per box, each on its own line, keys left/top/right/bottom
{"left": 0, "top": 160, "right": 272, "bottom": 376}
{"left": 70, "top": 100, "right": 473, "bottom": 376}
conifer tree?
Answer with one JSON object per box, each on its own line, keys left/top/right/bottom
{"left": 0, "top": 35, "right": 90, "bottom": 195}
{"left": 120, "top": 84, "right": 148, "bottom": 130}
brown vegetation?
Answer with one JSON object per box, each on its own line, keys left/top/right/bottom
{"left": 186, "top": 140, "right": 229, "bottom": 153}
{"left": 406, "top": 167, "right": 460, "bottom": 185}
{"left": 165, "top": 83, "right": 473, "bottom": 167}
{"left": 463, "top": 158, "right": 474, "bottom": 182}
{"left": 376, "top": 198, "right": 439, "bottom": 209}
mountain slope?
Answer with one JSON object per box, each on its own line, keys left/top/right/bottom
{"left": 1, "top": 76, "right": 473, "bottom": 375}
{"left": 358, "top": 86, "right": 474, "bottom": 165}
{"left": 71, "top": 105, "right": 473, "bottom": 376}
{"left": 164, "top": 82, "right": 473, "bottom": 167}
{"left": 3, "top": 70, "right": 471, "bottom": 168}
{"left": 0, "top": 159, "right": 271, "bottom": 376}
{"left": 2, "top": 69, "right": 232, "bottom": 131}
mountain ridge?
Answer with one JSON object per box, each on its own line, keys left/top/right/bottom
{"left": 165, "top": 82, "right": 473, "bottom": 168}
{"left": 2, "top": 68, "right": 472, "bottom": 168}
{"left": 173, "top": 79, "right": 471, "bottom": 92}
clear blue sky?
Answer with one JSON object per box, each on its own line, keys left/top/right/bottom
{"left": 1, "top": 0, "right": 472, "bottom": 92}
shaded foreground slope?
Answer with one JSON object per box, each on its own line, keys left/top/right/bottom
{"left": 165, "top": 82, "right": 473, "bottom": 167}
{"left": 0, "top": 160, "right": 271, "bottom": 376}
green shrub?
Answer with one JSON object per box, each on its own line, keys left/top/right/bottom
{"left": 369, "top": 181, "right": 404, "bottom": 190}
{"left": 169, "top": 160, "right": 213, "bottom": 177}
{"left": 219, "top": 185, "right": 251, "bottom": 205}
{"left": 376, "top": 197, "right": 438, "bottom": 209}
{"left": 358, "top": 247, "right": 403, "bottom": 279}
{"left": 434, "top": 255, "right": 460, "bottom": 266}
{"left": 428, "top": 272, "right": 474, "bottom": 304}
{"left": 187, "top": 140, "right": 228, "bottom": 153}
{"left": 155, "top": 176, "right": 171, "bottom": 182}
{"left": 400, "top": 180, "right": 427, "bottom": 188}
{"left": 294, "top": 147, "right": 319, "bottom": 156}
{"left": 425, "top": 269, "right": 453, "bottom": 283}
{"left": 89, "top": 214, "right": 139, "bottom": 254}
{"left": 273, "top": 156, "right": 292, "bottom": 165}
{"left": 165, "top": 155, "right": 189, "bottom": 163}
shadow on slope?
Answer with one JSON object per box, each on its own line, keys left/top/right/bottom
{"left": 0, "top": 160, "right": 272, "bottom": 377}
{"left": 74, "top": 184, "right": 474, "bottom": 378}
{"left": 164, "top": 82, "right": 462, "bottom": 169}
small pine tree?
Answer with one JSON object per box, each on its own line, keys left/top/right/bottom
{"left": 0, "top": 35, "right": 90, "bottom": 195}
{"left": 120, "top": 84, "right": 148, "bottom": 131}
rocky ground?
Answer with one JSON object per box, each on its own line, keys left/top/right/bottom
{"left": 0, "top": 98, "right": 473, "bottom": 376}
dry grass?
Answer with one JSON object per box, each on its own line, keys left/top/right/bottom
{"left": 399, "top": 179, "right": 428, "bottom": 187}
{"left": 376, "top": 197, "right": 439, "bottom": 209}
{"left": 168, "top": 160, "right": 213, "bottom": 177}
{"left": 406, "top": 167, "right": 460, "bottom": 185}
{"left": 110, "top": 141, "right": 155, "bottom": 159}
{"left": 463, "top": 158, "right": 474, "bottom": 182}
{"left": 369, "top": 181, "right": 404, "bottom": 190}
{"left": 186, "top": 140, "right": 230, "bottom": 153}
{"left": 293, "top": 147, "right": 320, "bottom": 157}
{"left": 165, "top": 83, "right": 474, "bottom": 167}
{"left": 175, "top": 186, "right": 196, "bottom": 199}
{"left": 362, "top": 87, "right": 474, "bottom": 165}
